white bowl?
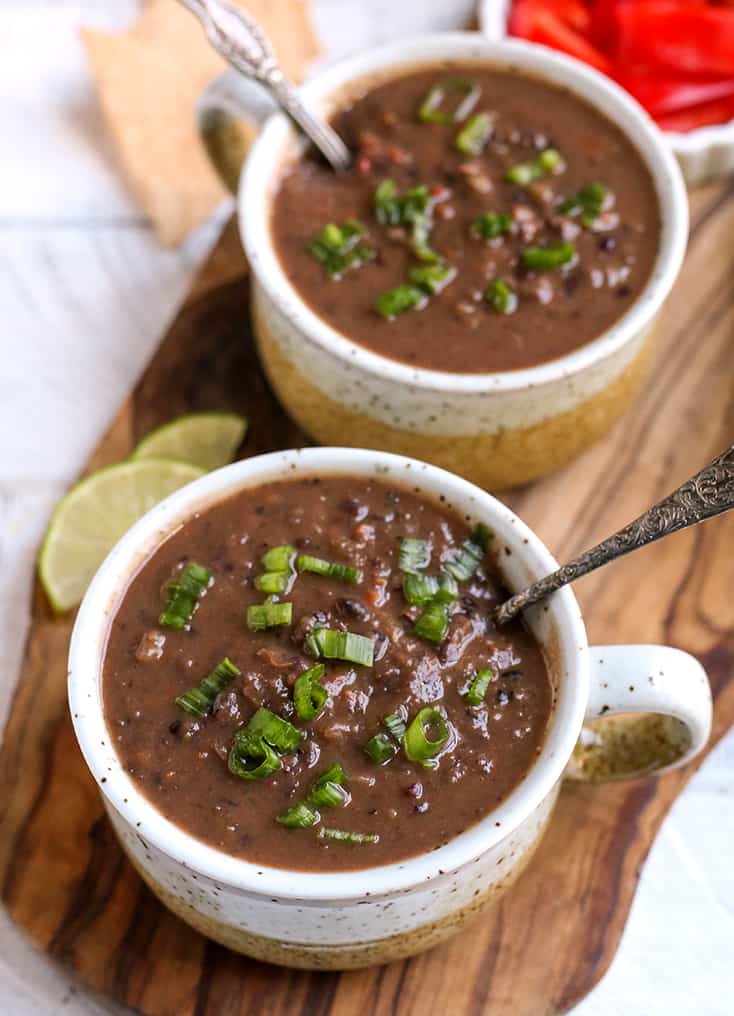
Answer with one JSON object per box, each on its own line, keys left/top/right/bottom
{"left": 478, "top": 0, "right": 734, "bottom": 185}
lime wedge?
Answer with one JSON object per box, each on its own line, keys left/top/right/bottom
{"left": 39, "top": 459, "right": 204, "bottom": 612}
{"left": 131, "top": 412, "right": 247, "bottom": 471}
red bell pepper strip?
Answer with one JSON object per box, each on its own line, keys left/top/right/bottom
{"left": 615, "top": 74, "right": 734, "bottom": 117}
{"left": 509, "top": 2, "right": 613, "bottom": 74}
{"left": 657, "top": 95, "right": 734, "bottom": 132}
{"left": 614, "top": 3, "right": 734, "bottom": 77}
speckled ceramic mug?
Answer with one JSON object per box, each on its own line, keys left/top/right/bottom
{"left": 198, "top": 33, "right": 689, "bottom": 490}
{"left": 69, "top": 448, "right": 712, "bottom": 969}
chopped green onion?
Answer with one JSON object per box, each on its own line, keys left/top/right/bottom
{"left": 246, "top": 597, "right": 293, "bottom": 631}
{"left": 296, "top": 554, "right": 361, "bottom": 584}
{"left": 374, "top": 178, "right": 401, "bottom": 226}
{"left": 364, "top": 731, "right": 398, "bottom": 764}
{"left": 418, "top": 78, "right": 480, "bottom": 124}
{"left": 243, "top": 707, "right": 305, "bottom": 752}
{"left": 373, "top": 181, "right": 441, "bottom": 263}
{"left": 505, "top": 148, "right": 563, "bottom": 186}
{"left": 414, "top": 599, "right": 450, "bottom": 643}
{"left": 485, "top": 279, "right": 518, "bottom": 315}
{"left": 454, "top": 112, "right": 494, "bottom": 155}
{"left": 444, "top": 524, "right": 492, "bottom": 582}
{"left": 309, "top": 220, "right": 374, "bottom": 279}
{"left": 306, "top": 628, "right": 374, "bottom": 667}
{"left": 402, "top": 572, "right": 458, "bottom": 606}
{"left": 559, "top": 181, "right": 609, "bottom": 227}
{"left": 408, "top": 262, "right": 457, "bottom": 296}
{"left": 399, "top": 537, "right": 432, "bottom": 574}
{"left": 228, "top": 736, "right": 282, "bottom": 780}
{"left": 521, "top": 243, "right": 576, "bottom": 271}
{"left": 308, "top": 763, "right": 349, "bottom": 809}
{"left": 465, "top": 668, "right": 495, "bottom": 706}
{"left": 262, "top": 544, "right": 295, "bottom": 571}
{"left": 473, "top": 211, "right": 513, "bottom": 241}
{"left": 293, "top": 663, "right": 328, "bottom": 721}
{"left": 176, "top": 656, "right": 240, "bottom": 718}
{"left": 383, "top": 711, "right": 407, "bottom": 741}
{"left": 159, "top": 562, "right": 211, "bottom": 630}
{"left": 403, "top": 707, "right": 450, "bottom": 768}
{"left": 277, "top": 802, "right": 319, "bottom": 828}
{"left": 319, "top": 827, "right": 379, "bottom": 845}
{"left": 229, "top": 707, "right": 304, "bottom": 781}
{"left": 255, "top": 570, "right": 290, "bottom": 594}
{"left": 375, "top": 284, "right": 426, "bottom": 319}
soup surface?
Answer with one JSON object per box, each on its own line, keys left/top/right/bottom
{"left": 103, "top": 475, "right": 552, "bottom": 871}
{"left": 271, "top": 65, "right": 661, "bottom": 373}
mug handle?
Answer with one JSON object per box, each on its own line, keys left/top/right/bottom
{"left": 566, "top": 645, "right": 713, "bottom": 782}
{"left": 197, "top": 69, "right": 280, "bottom": 195}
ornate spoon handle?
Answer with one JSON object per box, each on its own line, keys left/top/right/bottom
{"left": 495, "top": 445, "right": 734, "bottom": 625}
{"left": 178, "top": 0, "right": 351, "bottom": 171}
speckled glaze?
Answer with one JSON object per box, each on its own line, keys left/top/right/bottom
{"left": 231, "top": 34, "right": 688, "bottom": 490}
{"left": 68, "top": 449, "right": 712, "bottom": 968}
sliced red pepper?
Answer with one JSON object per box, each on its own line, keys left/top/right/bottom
{"left": 615, "top": 73, "right": 734, "bottom": 117}
{"left": 509, "top": 2, "right": 613, "bottom": 74}
{"left": 657, "top": 95, "right": 734, "bottom": 132}
{"left": 614, "top": 3, "right": 734, "bottom": 77}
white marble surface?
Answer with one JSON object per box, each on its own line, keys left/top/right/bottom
{"left": 0, "top": 2, "right": 732, "bottom": 1013}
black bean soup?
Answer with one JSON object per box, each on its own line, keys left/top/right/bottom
{"left": 271, "top": 65, "right": 661, "bottom": 373}
{"left": 103, "top": 476, "right": 552, "bottom": 871}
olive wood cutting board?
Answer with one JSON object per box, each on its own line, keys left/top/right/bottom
{"left": 2, "top": 178, "right": 733, "bottom": 1016}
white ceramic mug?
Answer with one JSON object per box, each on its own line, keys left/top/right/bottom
{"left": 198, "top": 33, "right": 689, "bottom": 490}
{"left": 68, "top": 448, "right": 712, "bottom": 969}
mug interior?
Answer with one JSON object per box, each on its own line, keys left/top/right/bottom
{"left": 69, "top": 448, "right": 588, "bottom": 900}
{"left": 240, "top": 32, "right": 688, "bottom": 395}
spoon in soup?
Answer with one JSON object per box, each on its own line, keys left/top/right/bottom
{"left": 176, "top": 0, "right": 351, "bottom": 171}
{"left": 494, "top": 445, "right": 734, "bottom": 625}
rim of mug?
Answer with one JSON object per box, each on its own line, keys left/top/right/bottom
{"left": 240, "top": 32, "right": 688, "bottom": 397}
{"left": 68, "top": 447, "right": 589, "bottom": 902}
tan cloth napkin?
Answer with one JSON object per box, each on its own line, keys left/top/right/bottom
{"left": 82, "top": 0, "right": 319, "bottom": 245}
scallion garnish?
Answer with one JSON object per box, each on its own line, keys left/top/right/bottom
{"left": 465, "top": 668, "right": 495, "bottom": 706}
{"left": 418, "top": 78, "right": 480, "bottom": 124}
{"left": 277, "top": 802, "right": 319, "bottom": 828}
{"left": 559, "top": 181, "right": 610, "bottom": 227}
{"left": 444, "top": 523, "right": 492, "bottom": 582}
{"left": 229, "top": 706, "right": 304, "bottom": 781}
{"left": 254, "top": 571, "right": 291, "bottom": 594}
{"left": 296, "top": 554, "right": 362, "bottom": 585}
{"left": 293, "top": 663, "right": 328, "bottom": 721}
{"left": 373, "top": 180, "right": 441, "bottom": 263}
{"left": 399, "top": 537, "right": 432, "bottom": 575}
{"left": 403, "top": 707, "right": 450, "bottom": 768}
{"left": 306, "top": 628, "right": 374, "bottom": 667}
{"left": 454, "top": 112, "right": 494, "bottom": 155}
{"left": 159, "top": 562, "right": 211, "bottom": 630}
{"left": 364, "top": 731, "right": 398, "bottom": 764}
{"left": 262, "top": 545, "right": 295, "bottom": 571}
{"left": 374, "top": 178, "right": 401, "bottom": 226}
{"left": 255, "top": 544, "right": 295, "bottom": 595}
{"left": 473, "top": 211, "right": 513, "bottom": 241}
{"left": 308, "top": 763, "right": 350, "bottom": 809}
{"left": 521, "top": 243, "right": 576, "bottom": 271}
{"left": 383, "top": 710, "right": 407, "bottom": 741}
{"left": 319, "top": 827, "right": 380, "bottom": 845}
{"left": 246, "top": 597, "right": 293, "bottom": 631}
{"left": 175, "top": 657, "right": 240, "bottom": 718}
{"left": 414, "top": 599, "right": 450, "bottom": 643}
{"left": 408, "top": 262, "right": 456, "bottom": 296}
{"left": 309, "top": 220, "right": 374, "bottom": 279}
{"left": 402, "top": 572, "right": 458, "bottom": 606}
{"left": 485, "top": 279, "right": 518, "bottom": 315}
{"left": 505, "top": 148, "right": 563, "bottom": 186}
{"left": 375, "top": 284, "right": 426, "bottom": 319}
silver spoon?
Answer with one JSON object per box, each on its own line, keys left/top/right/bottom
{"left": 177, "top": 0, "right": 351, "bottom": 171}
{"left": 495, "top": 445, "right": 734, "bottom": 625}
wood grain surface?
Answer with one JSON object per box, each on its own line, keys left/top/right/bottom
{"left": 1, "top": 177, "right": 733, "bottom": 1016}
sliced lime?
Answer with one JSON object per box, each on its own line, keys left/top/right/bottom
{"left": 38, "top": 458, "right": 204, "bottom": 612}
{"left": 131, "top": 412, "right": 247, "bottom": 471}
